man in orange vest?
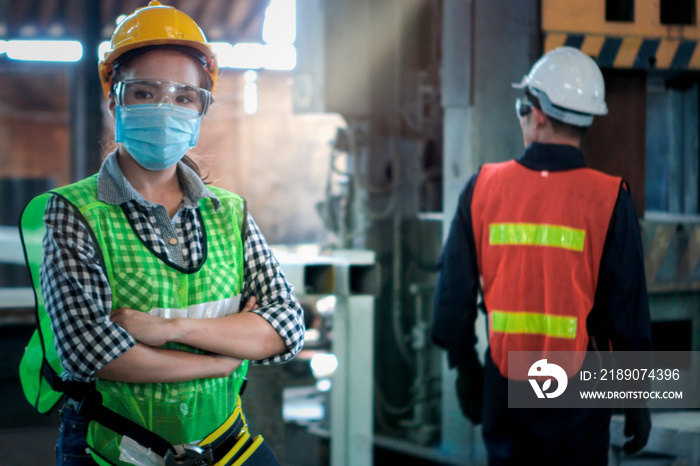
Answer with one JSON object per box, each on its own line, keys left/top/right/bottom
{"left": 432, "top": 47, "right": 653, "bottom": 464}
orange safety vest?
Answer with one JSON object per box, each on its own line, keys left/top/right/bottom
{"left": 471, "top": 160, "right": 621, "bottom": 379}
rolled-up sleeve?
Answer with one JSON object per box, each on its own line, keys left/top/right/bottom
{"left": 242, "top": 214, "right": 305, "bottom": 365}
{"left": 40, "top": 195, "right": 137, "bottom": 382}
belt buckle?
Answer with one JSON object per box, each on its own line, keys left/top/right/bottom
{"left": 164, "top": 444, "right": 214, "bottom": 466}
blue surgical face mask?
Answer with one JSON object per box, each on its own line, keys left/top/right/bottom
{"left": 115, "top": 104, "right": 202, "bottom": 171}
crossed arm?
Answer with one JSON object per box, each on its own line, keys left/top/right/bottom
{"left": 42, "top": 195, "right": 303, "bottom": 385}
{"left": 96, "top": 297, "right": 287, "bottom": 383}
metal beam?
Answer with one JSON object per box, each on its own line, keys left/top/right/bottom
{"left": 70, "top": 0, "right": 103, "bottom": 181}
{"left": 273, "top": 247, "right": 378, "bottom": 466}
{"left": 0, "top": 226, "right": 25, "bottom": 265}
{"left": 0, "top": 288, "right": 34, "bottom": 309}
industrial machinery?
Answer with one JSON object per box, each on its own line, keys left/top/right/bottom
{"left": 294, "top": 0, "right": 700, "bottom": 464}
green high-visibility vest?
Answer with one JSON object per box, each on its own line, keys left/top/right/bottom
{"left": 19, "top": 174, "right": 248, "bottom": 465}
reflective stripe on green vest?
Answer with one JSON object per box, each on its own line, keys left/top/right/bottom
{"left": 36, "top": 175, "right": 247, "bottom": 465}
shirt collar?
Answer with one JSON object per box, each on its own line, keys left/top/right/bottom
{"left": 96, "top": 152, "right": 221, "bottom": 210}
{"left": 516, "top": 142, "right": 587, "bottom": 171}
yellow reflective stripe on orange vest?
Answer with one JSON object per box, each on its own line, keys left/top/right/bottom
{"left": 489, "top": 223, "right": 585, "bottom": 251}
{"left": 491, "top": 310, "right": 577, "bottom": 339}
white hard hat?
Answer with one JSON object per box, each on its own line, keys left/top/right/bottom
{"left": 512, "top": 46, "right": 607, "bottom": 127}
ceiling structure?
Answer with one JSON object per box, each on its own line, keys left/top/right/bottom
{"left": 0, "top": 1, "right": 272, "bottom": 117}
{"left": 0, "top": 0, "right": 271, "bottom": 44}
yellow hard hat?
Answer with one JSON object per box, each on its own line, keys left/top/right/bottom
{"left": 98, "top": 0, "right": 218, "bottom": 100}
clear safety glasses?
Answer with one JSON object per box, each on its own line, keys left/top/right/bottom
{"left": 515, "top": 97, "right": 534, "bottom": 118}
{"left": 115, "top": 79, "right": 212, "bottom": 115}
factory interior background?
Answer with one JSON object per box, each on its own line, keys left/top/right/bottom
{"left": 0, "top": 0, "right": 699, "bottom": 464}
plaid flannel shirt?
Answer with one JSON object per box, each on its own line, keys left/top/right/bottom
{"left": 40, "top": 153, "right": 304, "bottom": 382}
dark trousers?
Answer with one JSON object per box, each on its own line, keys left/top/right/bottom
{"left": 481, "top": 352, "right": 611, "bottom": 466}
{"left": 57, "top": 404, "right": 97, "bottom": 465}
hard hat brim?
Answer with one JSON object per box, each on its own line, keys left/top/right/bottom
{"left": 511, "top": 75, "right": 529, "bottom": 90}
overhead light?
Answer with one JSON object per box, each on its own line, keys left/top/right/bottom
{"left": 3, "top": 0, "right": 296, "bottom": 67}
{"left": 5, "top": 40, "right": 83, "bottom": 62}
{"left": 2, "top": 0, "right": 296, "bottom": 67}
{"left": 211, "top": 42, "right": 297, "bottom": 70}
{"left": 263, "top": 0, "right": 296, "bottom": 45}
{"left": 212, "top": 42, "right": 265, "bottom": 69}
{"left": 212, "top": 0, "right": 297, "bottom": 70}
{"left": 244, "top": 70, "right": 258, "bottom": 115}
{"left": 262, "top": 43, "right": 296, "bottom": 70}
{"left": 98, "top": 40, "right": 111, "bottom": 59}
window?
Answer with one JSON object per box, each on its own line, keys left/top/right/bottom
{"left": 645, "top": 77, "right": 700, "bottom": 214}
{"left": 660, "top": 0, "right": 695, "bottom": 25}
{"left": 606, "top": 0, "right": 634, "bottom": 22}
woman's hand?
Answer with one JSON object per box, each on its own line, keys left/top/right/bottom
{"left": 111, "top": 296, "right": 260, "bottom": 348}
{"left": 211, "top": 354, "right": 244, "bottom": 379}
{"left": 241, "top": 296, "right": 260, "bottom": 312}
{"left": 111, "top": 296, "right": 284, "bottom": 360}
{"left": 95, "top": 343, "right": 245, "bottom": 383}
{"left": 110, "top": 308, "right": 174, "bottom": 347}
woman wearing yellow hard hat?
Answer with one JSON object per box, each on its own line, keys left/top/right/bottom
{"left": 23, "top": 2, "right": 303, "bottom": 465}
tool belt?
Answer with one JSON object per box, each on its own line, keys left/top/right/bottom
{"left": 163, "top": 396, "right": 279, "bottom": 466}
{"left": 61, "top": 373, "right": 279, "bottom": 466}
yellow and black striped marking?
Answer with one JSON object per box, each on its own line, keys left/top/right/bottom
{"left": 542, "top": 0, "right": 700, "bottom": 69}
{"left": 545, "top": 33, "right": 699, "bottom": 69}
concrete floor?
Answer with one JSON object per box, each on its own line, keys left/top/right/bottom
{"left": 0, "top": 378, "right": 59, "bottom": 465}
{"left": 0, "top": 397, "right": 695, "bottom": 465}
{"left": 0, "top": 426, "right": 57, "bottom": 465}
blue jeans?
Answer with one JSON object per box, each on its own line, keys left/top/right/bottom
{"left": 57, "top": 404, "right": 97, "bottom": 465}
